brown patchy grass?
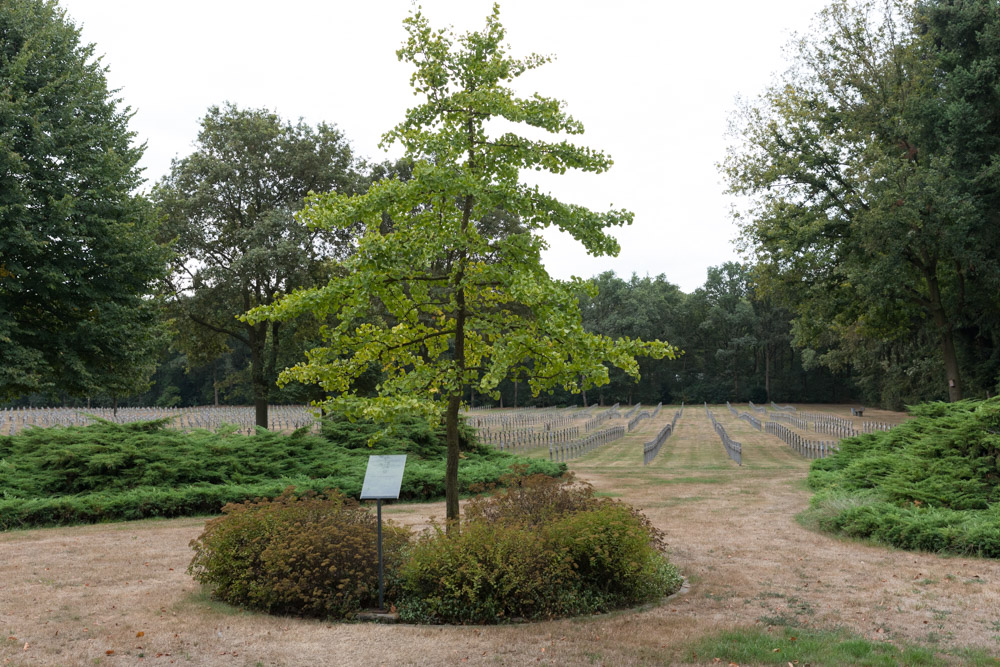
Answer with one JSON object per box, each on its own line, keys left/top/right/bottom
{"left": 2, "top": 405, "right": 999, "bottom": 666}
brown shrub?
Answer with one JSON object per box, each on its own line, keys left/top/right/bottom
{"left": 188, "top": 488, "right": 411, "bottom": 619}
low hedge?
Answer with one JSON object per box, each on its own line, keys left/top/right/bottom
{"left": 805, "top": 398, "right": 1000, "bottom": 557}
{"left": 0, "top": 415, "right": 563, "bottom": 530}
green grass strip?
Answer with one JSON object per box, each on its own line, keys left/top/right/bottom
{"left": 683, "top": 626, "right": 999, "bottom": 666}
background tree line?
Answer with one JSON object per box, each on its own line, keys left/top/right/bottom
{"left": 7, "top": 260, "right": 859, "bottom": 411}
{"left": 724, "top": 0, "right": 1000, "bottom": 409}
{"left": 488, "top": 264, "right": 854, "bottom": 408}
{"left": 4, "top": 0, "right": 1000, "bottom": 414}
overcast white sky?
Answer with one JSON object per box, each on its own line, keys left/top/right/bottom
{"left": 60, "top": 0, "right": 831, "bottom": 293}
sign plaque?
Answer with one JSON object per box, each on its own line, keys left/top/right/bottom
{"left": 360, "top": 455, "right": 407, "bottom": 612}
{"left": 360, "top": 455, "right": 407, "bottom": 500}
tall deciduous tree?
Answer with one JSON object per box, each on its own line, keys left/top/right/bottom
{"left": 248, "top": 5, "right": 674, "bottom": 524}
{"left": 153, "top": 104, "right": 359, "bottom": 428}
{"left": 724, "top": 0, "right": 1000, "bottom": 404}
{"left": 0, "top": 0, "right": 165, "bottom": 401}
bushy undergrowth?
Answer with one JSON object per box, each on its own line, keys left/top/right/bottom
{"left": 396, "top": 473, "right": 682, "bottom": 623}
{"left": 806, "top": 398, "right": 1000, "bottom": 557}
{"left": 185, "top": 474, "right": 681, "bottom": 624}
{"left": 0, "top": 414, "right": 562, "bottom": 530}
{"left": 188, "top": 489, "right": 411, "bottom": 619}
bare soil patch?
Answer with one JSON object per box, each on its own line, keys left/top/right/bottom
{"left": 2, "top": 406, "right": 997, "bottom": 665}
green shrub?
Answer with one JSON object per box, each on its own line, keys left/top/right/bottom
{"left": 545, "top": 502, "right": 675, "bottom": 605}
{"left": 397, "top": 474, "right": 681, "bottom": 623}
{"left": 320, "top": 407, "right": 485, "bottom": 456}
{"left": 0, "top": 416, "right": 563, "bottom": 529}
{"left": 188, "top": 489, "right": 410, "bottom": 619}
{"left": 805, "top": 397, "right": 1000, "bottom": 556}
{"left": 397, "top": 520, "right": 576, "bottom": 623}
{"left": 463, "top": 470, "right": 600, "bottom": 526}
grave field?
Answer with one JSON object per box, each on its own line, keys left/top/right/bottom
{"left": 1, "top": 404, "right": 998, "bottom": 665}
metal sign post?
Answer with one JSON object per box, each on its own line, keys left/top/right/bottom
{"left": 360, "top": 455, "right": 406, "bottom": 611}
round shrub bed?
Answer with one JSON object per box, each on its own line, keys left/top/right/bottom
{"left": 188, "top": 474, "right": 682, "bottom": 624}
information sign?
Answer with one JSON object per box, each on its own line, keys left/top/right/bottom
{"left": 360, "top": 455, "right": 407, "bottom": 500}
{"left": 360, "top": 455, "right": 407, "bottom": 611}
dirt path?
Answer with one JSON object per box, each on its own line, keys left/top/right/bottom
{"left": 1, "top": 408, "right": 998, "bottom": 666}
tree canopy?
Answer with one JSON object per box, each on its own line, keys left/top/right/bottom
{"left": 723, "top": 0, "right": 1000, "bottom": 406}
{"left": 153, "top": 103, "right": 361, "bottom": 427}
{"left": 0, "top": 0, "right": 165, "bottom": 401}
{"left": 248, "top": 5, "right": 675, "bottom": 522}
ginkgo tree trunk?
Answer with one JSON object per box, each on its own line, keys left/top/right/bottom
{"left": 246, "top": 4, "right": 675, "bottom": 526}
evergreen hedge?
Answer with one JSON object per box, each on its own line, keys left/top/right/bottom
{"left": 806, "top": 398, "right": 1000, "bottom": 557}
{"left": 0, "top": 414, "right": 562, "bottom": 530}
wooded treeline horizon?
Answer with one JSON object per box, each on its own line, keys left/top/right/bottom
{"left": 4, "top": 0, "right": 999, "bottom": 416}
{"left": 0, "top": 260, "right": 889, "bottom": 412}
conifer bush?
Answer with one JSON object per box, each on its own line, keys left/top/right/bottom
{"left": 806, "top": 398, "right": 1000, "bottom": 557}
{"left": 0, "top": 416, "right": 561, "bottom": 529}
{"left": 188, "top": 489, "right": 411, "bottom": 619}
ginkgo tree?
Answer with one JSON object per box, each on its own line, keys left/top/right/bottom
{"left": 247, "top": 4, "right": 675, "bottom": 524}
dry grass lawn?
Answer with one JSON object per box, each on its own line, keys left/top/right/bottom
{"left": 2, "top": 406, "right": 998, "bottom": 666}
